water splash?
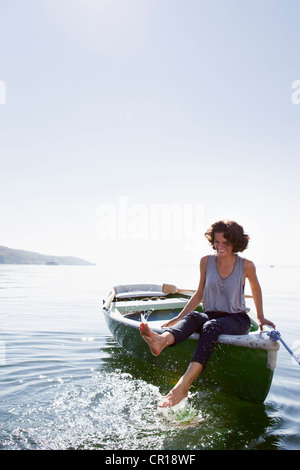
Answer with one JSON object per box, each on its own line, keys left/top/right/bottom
{"left": 140, "top": 309, "right": 154, "bottom": 323}
{"left": 157, "top": 395, "right": 201, "bottom": 427}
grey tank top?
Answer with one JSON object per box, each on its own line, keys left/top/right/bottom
{"left": 202, "top": 255, "right": 249, "bottom": 314}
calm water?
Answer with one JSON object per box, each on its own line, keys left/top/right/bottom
{"left": 0, "top": 264, "right": 299, "bottom": 451}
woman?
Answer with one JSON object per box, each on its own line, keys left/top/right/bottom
{"left": 139, "top": 220, "right": 275, "bottom": 408}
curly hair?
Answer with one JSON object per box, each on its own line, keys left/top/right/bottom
{"left": 205, "top": 220, "right": 249, "bottom": 253}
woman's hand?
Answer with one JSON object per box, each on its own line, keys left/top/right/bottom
{"left": 161, "top": 316, "right": 181, "bottom": 328}
{"left": 245, "top": 260, "right": 276, "bottom": 331}
{"left": 258, "top": 317, "right": 276, "bottom": 331}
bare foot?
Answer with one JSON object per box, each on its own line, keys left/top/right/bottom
{"left": 139, "top": 322, "right": 170, "bottom": 356}
{"left": 158, "top": 381, "right": 189, "bottom": 408}
{"left": 158, "top": 362, "right": 203, "bottom": 408}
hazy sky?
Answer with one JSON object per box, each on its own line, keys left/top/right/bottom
{"left": 1, "top": 0, "right": 300, "bottom": 267}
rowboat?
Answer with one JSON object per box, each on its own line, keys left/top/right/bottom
{"left": 102, "top": 283, "right": 279, "bottom": 403}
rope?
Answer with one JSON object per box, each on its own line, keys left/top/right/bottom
{"left": 267, "top": 330, "right": 300, "bottom": 366}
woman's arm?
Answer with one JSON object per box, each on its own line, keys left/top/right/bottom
{"left": 161, "top": 256, "right": 208, "bottom": 328}
{"left": 244, "top": 259, "right": 275, "bottom": 330}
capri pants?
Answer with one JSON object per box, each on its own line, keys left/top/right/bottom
{"left": 165, "top": 310, "right": 251, "bottom": 369}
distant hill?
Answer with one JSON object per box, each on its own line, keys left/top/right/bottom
{"left": 0, "top": 245, "right": 94, "bottom": 266}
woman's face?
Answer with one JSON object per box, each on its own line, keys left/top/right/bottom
{"left": 213, "top": 232, "right": 233, "bottom": 257}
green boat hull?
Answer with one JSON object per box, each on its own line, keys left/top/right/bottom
{"left": 103, "top": 285, "right": 279, "bottom": 403}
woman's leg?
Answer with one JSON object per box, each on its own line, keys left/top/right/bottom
{"left": 159, "top": 361, "right": 203, "bottom": 407}
{"left": 147, "top": 311, "right": 209, "bottom": 407}
{"left": 159, "top": 313, "right": 250, "bottom": 407}
{"left": 140, "top": 311, "right": 209, "bottom": 356}
{"left": 139, "top": 323, "right": 175, "bottom": 356}
{"left": 191, "top": 312, "right": 250, "bottom": 367}
{"left": 165, "top": 311, "right": 210, "bottom": 345}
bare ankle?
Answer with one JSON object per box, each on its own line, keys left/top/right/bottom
{"left": 161, "top": 332, "right": 175, "bottom": 347}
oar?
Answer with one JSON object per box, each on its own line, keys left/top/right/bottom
{"left": 103, "top": 288, "right": 116, "bottom": 310}
{"left": 162, "top": 283, "right": 196, "bottom": 296}
{"left": 162, "top": 283, "right": 252, "bottom": 298}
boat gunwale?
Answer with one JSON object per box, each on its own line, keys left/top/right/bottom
{"left": 102, "top": 284, "right": 279, "bottom": 402}
{"left": 103, "top": 302, "right": 280, "bottom": 353}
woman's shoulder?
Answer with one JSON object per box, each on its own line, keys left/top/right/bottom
{"left": 199, "top": 255, "right": 213, "bottom": 270}
{"left": 200, "top": 254, "right": 212, "bottom": 264}
{"left": 243, "top": 257, "right": 256, "bottom": 275}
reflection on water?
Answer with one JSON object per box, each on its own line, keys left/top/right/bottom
{"left": 2, "top": 333, "right": 282, "bottom": 451}
{"left": 100, "top": 338, "right": 282, "bottom": 450}
{"left": 1, "top": 265, "right": 299, "bottom": 450}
